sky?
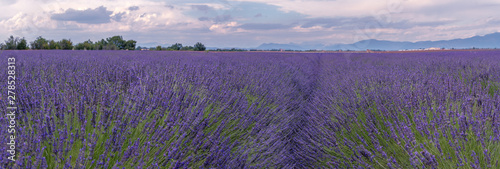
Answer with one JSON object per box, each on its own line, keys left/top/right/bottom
{"left": 1, "top": 0, "right": 500, "bottom": 48}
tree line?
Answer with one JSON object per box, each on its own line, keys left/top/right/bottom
{"left": 145, "top": 42, "right": 205, "bottom": 51}
{"left": 0, "top": 35, "right": 136, "bottom": 50}
{"left": 0, "top": 35, "right": 206, "bottom": 51}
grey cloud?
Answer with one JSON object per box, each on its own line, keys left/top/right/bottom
{"left": 128, "top": 6, "right": 139, "bottom": 11}
{"left": 198, "top": 14, "right": 232, "bottom": 23}
{"left": 301, "top": 18, "right": 342, "bottom": 28}
{"left": 191, "top": 5, "right": 213, "bottom": 12}
{"left": 238, "top": 23, "right": 294, "bottom": 30}
{"left": 413, "top": 20, "right": 455, "bottom": 27}
{"left": 165, "top": 5, "right": 174, "bottom": 9}
{"left": 51, "top": 6, "right": 112, "bottom": 24}
{"left": 254, "top": 13, "right": 262, "bottom": 18}
{"left": 0, "top": 0, "right": 17, "bottom": 5}
{"left": 415, "top": 2, "right": 500, "bottom": 16}
{"left": 198, "top": 17, "right": 210, "bottom": 21}
{"left": 112, "top": 12, "right": 126, "bottom": 22}
{"left": 487, "top": 18, "right": 500, "bottom": 25}
{"left": 301, "top": 17, "right": 388, "bottom": 29}
{"left": 301, "top": 17, "right": 453, "bottom": 30}
{"left": 214, "top": 14, "right": 232, "bottom": 23}
{"left": 371, "top": 19, "right": 455, "bottom": 29}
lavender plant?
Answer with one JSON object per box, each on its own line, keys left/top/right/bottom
{"left": 0, "top": 50, "right": 498, "bottom": 168}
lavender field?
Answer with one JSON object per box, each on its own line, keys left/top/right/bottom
{"left": 1, "top": 50, "right": 500, "bottom": 168}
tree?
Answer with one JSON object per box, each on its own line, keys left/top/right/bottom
{"left": 156, "top": 45, "right": 162, "bottom": 51}
{"left": 83, "top": 39, "right": 94, "bottom": 50}
{"left": 58, "top": 39, "right": 73, "bottom": 50}
{"left": 103, "top": 36, "right": 137, "bottom": 50}
{"left": 167, "top": 43, "right": 182, "bottom": 50}
{"left": 94, "top": 39, "right": 107, "bottom": 50}
{"left": 31, "top": 36, "right": 49, "bottom": 50}
{"left": 3, "top": 36, "right": 28, "bottom": 50}
{"left": 16, "top": 38, "right": 28, "bottom": 50}
{"left": 106, "top": 36, "right": 125, "bottom": 50}
{"left": 0, "top": 43, "right": 4, "bottom": 50}
{"left": 49, "top": 40, "right": 60, "bottom": 49}
{"left": 103, "top": 43, "right": 118, "bottom": 50}
{"left": 4, "top": 35, "right": 18, "bottom": 50}
{"left": 124, "top": 40, "right": 136, "bottom": 50}
{"left": 181, "top": 46, "right": 194, "bottom": 51}
{"left": 75, "top": 39, "right": 94, "bottom": 50}
{"left": 194, "top": 42, "right": 206, "bottom": 51}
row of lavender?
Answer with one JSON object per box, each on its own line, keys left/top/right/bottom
{"left": 0, "top": 50, "right": 499, "bottom": 168}
{"left": 316, "top": 52, "right": 500, "bottom": 168}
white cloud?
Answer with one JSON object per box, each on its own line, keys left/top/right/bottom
{"left": 0, "top": 0, "right": 207, "bottom": 35}
{"left": 209, "top": 22, "right": 243, "bottom": 34}
{"left": 185, "top": 3, "right": 230, "bottom": 10}
{"left": 232, "top": 0, "right": 395, "bottom": 18}
{"left": 292, "top": 25, "right": 328, "bottom": 33}
{"left": 0, "top": 12, "right": 57, "bottom": 39}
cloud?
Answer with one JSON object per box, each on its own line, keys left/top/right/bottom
{"left": 51, "top": 6, "right": 113, "bottom": 24}
{"left": 238, "top": 23, "right": 293, "bottom": 30}
{"left": 198, "top": 14, "right": 232, "bottom": 23}
{"left": 0, "top": 0, "right": 17, "bottom": 6}
{"left": 487, "top": 18, "right": 500, "bottom": 25}
{"left": 165, "top": 4, "right": 174, "bottom": 9}
{"left": 232, "top": 0, "right": 388, "bottom": 18}
{"left": 191, "top": 5, "right": 213, "bottom": 12}
{"left": 128, "top": 6, "right": 139, "bottom": 11}
{"left": 300, "top": 18, "right": 343, "bottom": 28}
{"left": 111, "top": 12, "right": 126, "bottom": 22}
{"left": 0, "top": 12, "right": 58, "bottom": 40}
{"left": 1, "top": 0, "right": 500, "bottom": 49}
{"left": 214, "top": 14, "right": 232, "bottom": 23}
{"left": 209, "top": 22, "right": 240, "bottom": 34}
{"left": 198, "top": 17, "right": 210, "bottom": 21}
{"left": 300, "top": 17, "right": 454, "bottom": 30}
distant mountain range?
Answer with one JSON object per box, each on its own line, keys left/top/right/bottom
{"left": 256, "top": 32, "right": 500, "bottom": 51}
{"left": 136, "top": 42, "right": 235, "bottom": 50}
{"left": 138, "top": 32, "right": 500, "bottom": 51}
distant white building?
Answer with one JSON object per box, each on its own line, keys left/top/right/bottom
{"left": 425, "top": 47, "right": 441, "bottom": 50}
